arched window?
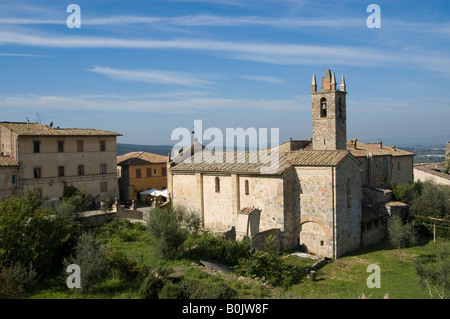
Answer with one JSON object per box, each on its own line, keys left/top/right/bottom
{"left": 215, "top": 177, "right": 220, "bottom": 193}
{"left": 320, "top": 98, "right": 327, "bottom": 117}
{"left": 245, "top": 180, "right": 249, "bottom": 195}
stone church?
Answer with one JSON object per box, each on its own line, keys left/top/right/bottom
{"left": 167, "top": 69, "right": 414, "bottom": 258}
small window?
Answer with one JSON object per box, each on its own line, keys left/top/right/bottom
{"left": 215, "top": 177, "right": 220, "bottom": 193}
{"left": 162, "top": 167, "right": 167, "bottom": 176}
{"left": 146, "top": 168, "right": 152, "bottom": 177}
{"left": 77, "top": 140, "right": 84, "bottom": 152}
{"left": 136, "top": 168, "right": 141, "bottom": 178}
{"left": 57, "top": 141, "right": 64, "bottom": 153}
{"left": 100, "top": 140, "right": 106, "bottom": 152}
{"left": 34, "top": 167, "right": 41, "bottom": 179}
{"left": 245, "top": 180, "right": 249, "bottom": 195}
{"left": 78, "top": 165, "right": 84, "bottom": 176}
{"left": 11, "top": 174, "right": 16, "bottom": 184}
{"left": 33, "top": 141, "right": 40, "bottom": 153}
{"left": 320, "top": 240, "right": 324, "bottom": 246}
{"left": 100, "top": 164, "right": 107, "bottom": 174}
{"left": 154, "top": 169, "right": 157, "bottom": 175}
{"left": 58, "top": 166, "right": 65, "bottom": 177}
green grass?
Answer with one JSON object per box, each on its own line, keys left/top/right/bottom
{"left": 25, "top": 219, "right": 448, "bottom": 299}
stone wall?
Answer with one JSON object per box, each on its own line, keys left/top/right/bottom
{"left": 334, "top": 155, "right": 362, "bottom": 257}
{"left": 295, "top": 166, "right": 334, "bottom": 257}
{"left": 391, "top": 156, "right": 414, "bottom": 185}
{"left": 0, "top": 166, "right": 19, "bottom": 199}
{"left": 17, "top": 135, "right": 119, "bottom": 200}
{"left": 414, "top": 166, "right": 450, "bottom": 186}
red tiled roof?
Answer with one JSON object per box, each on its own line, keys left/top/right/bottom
{"left": 117, "top": 151, "right": 168, "bottom": 166}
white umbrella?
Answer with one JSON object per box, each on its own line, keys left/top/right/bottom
{"left": 140, "top": 188, "right": 157, "bottom": 195}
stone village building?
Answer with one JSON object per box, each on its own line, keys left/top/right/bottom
{"left": 117, "top": 151, "right": 168, "bottom": 202}
{"left": 167, "top": 69, "right": 414, "bottom": 258}
{"left": 0, "top": 121, "right": 121, "bottom": 201}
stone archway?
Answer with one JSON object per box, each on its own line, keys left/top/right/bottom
{"left": 298, "top": 217, "right": 332, "bottom": 257}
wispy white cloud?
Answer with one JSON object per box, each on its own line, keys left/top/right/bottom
{"left": 239, "top": 74, "right": 285, "bottom": 83}
{"left": 0, "top": 52, "right": 50, "bottom": 57}
{"left": 87, "top": 66, "right": 216, "bottom": 88}
{"left": 0, "top": 93, "right": 305, "bottom": 114}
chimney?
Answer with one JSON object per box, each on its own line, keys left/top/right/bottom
{"left": 378, "top": 141, "right": 383, "bottom": 149}
{"left": 350, "top": 138, "right": 358, "bottom": 149}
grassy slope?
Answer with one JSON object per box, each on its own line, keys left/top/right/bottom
{"left": 28, "top": 221, "right": 446, "bottom": 299}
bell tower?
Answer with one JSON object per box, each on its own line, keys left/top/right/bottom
{"left": 311, "top": 69, "right": 347, "bottom": 151}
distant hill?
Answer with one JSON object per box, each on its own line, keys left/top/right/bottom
{"left": 117, "top": 143, "right": 173, "bottom": 156}
{"left": 360, "top": 135, "right": 449, "bottom": 147}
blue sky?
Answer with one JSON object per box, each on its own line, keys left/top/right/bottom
{"left": 1, "top": 0, "right": 450, "bottom": 146}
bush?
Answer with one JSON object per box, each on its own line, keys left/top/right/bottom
{"left": 0, "top": 266, "right": 25, "bottom": 299}
{"left": 106, "top": 248, "right": 148, "bottom": 280}
{"left": 180, "top": 278, "right": 237, "bottom": 299}
{"left": 139, "top": 273, "right": 165, "bottom": 299}
{"left": 63, "top": 232, "right": 109, "bottom": 294}
{"left": 147, "top": 207, "right": 187, "bottom": 259}
{"left": 236, "top": 236, "right": 301, "bottom": 287}
{"left": 183, "top": 232, "right": 252, "bottom": 266}
{"left": 159, "top": 283, "right": 186, "bottom": 299}
{"left": 0, "top": 190, "right": 81, "bottom": 274}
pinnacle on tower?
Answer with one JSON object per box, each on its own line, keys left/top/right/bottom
{"left": 311, "top": 74, "right": 317, "bottom": 93}
{"left": 340, "top": 74, "right": 346, "bottom": 92}
{"left": 331, "top": 72, "right": 336, "bottom": 91}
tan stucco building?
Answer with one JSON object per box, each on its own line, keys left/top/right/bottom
{"left": 117, "top": 151, "right": 168, "bottom": 202}
{"left": 168, "top": 69, "right": 415, "bottom": 258}
{"left": 0, "top": 121, "right": 121, "bottom": 200}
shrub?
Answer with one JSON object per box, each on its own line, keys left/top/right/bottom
{"left": 180, "top": 278, "right": 237, "bottom": 299}
{"left": 63, "top": 232, "right": 109, "bottom": 294}
{"left": 106, "top": 248, "right": 148, "bottom": 280}
{"left": 159, "top": 283, "right": 186, "bottom": 299}
{"left": 0, "top": 266, "right": 25, "bottom": 299}
{"left": 0, "top": 190, "right": 80, "bottom": 274}
{"left": 147, "top": 207, "right": 187, "bottom": 259}
{"left": 183, "top": 232, "right": 252, "bottom": 266}
{"left": 139, "top": 273, "right": 165, "bottom": 299}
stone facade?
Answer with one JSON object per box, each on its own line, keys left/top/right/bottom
{"left": 0, "top": 156, "right": 19, "bottom": 199}
{"left": 168, "top": 69, "right": 414, "bottom": 259}
{"left": 0, "top": 122, "right": 121, "bottom": 200}
{"left": 311, "top": 70, "right": 347, "bottom": 151}
{"left": 117, "top": 152, "right": 168, "bottom": 201}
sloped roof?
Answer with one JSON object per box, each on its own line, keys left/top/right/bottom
{"left": 0, "top": 122, "right": 122, "bottom": 137}
{"left": 170, "top": 148, "right": 352, "bottom": 175}
{"left": 117, "top": 151, "right": 168, "bottom": 166}
{"left": 0, "top": 155, "right": 18, "bottom": 167}
{"left": 347, "top": 140, "right": 414, "bottom": 157}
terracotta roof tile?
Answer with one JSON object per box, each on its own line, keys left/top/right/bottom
{"left": 347, "top": 140, "right": 414, "bottom": 157}
{"left": 0, "top": 155, "right": 18, "bottom": 167}
{"left": 117, "top": 151, "right": 168, "bottom": 166}
{"left": 0, "top": 122, "right": 122, "bottom": 136}
{"left": 170, "top": 148, "right": 351, "bottom": 175}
